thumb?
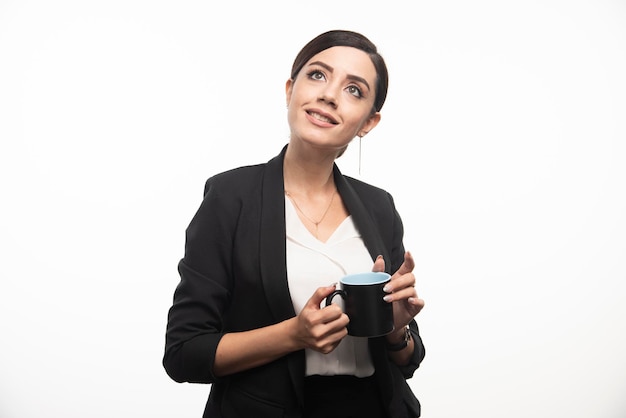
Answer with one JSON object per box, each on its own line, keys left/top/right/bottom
{"left": 372, "top": 255, "right": 385, "bottom": 273}
{"left": 305, "top": 284, "right": 338, "bottom": 310}
{"left": 393, "top": 251, "right": 415, "bottom": 278}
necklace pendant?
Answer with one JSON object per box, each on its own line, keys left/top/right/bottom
{"left": 285, "top": 189, "right": 337, "bottom": 231}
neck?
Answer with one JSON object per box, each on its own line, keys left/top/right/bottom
{"left": 283, "top": 142, "right": 337, "bottom": 195}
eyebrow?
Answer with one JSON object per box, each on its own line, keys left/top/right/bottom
{"left": 308, "top": 60, "right": 371, "bottom": 91}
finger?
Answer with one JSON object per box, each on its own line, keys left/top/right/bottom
{"left": 305, "top": 284, "right": 338, "bottom": 310}
{"left": 319, "top": 304, "right": 346, "bottom": 323}
{"left": 308, "top": 309, "right": 349, "bottom": 340}
{"left": 383, "top": 285, "right": 417, "bottom": 303}
{"left": 408, "top": 297, "right": 425, "bottom": 310}
{"left": 392, "top": 251, "right": 415, "bottom": 279}
{"left": 316, "top": 328, "right": 349, "bottom": 354}
{"left": 371, "top": 254, "right": 385, "bottom": 273}
{"left": 405, "top": 297, "right": 426, "bottom": 317}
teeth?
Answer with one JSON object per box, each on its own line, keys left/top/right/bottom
{"left": 310, "top": 112, "right": 333, "bottom": 123}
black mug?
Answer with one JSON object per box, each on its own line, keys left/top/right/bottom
{"left": 325, "top": 272, "right": 395, "bottom": 337}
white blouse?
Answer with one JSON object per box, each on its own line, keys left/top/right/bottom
{"left": 285, "top": 197, "right": 375, "bottom": 377}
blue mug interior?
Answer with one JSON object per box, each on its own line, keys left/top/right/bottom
{"left": 340, "top": 272, "right": 390, "bottom": 285}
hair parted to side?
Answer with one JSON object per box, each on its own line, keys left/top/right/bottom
{"left": 290, "top": 30, "right": 389, "bottom": 114}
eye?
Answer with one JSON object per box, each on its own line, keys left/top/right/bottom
{"left": 307, "top": 70, "right": 326, "bottom": 81}
{"left": 346, "top": 85, "right": 363, "bottom": 98}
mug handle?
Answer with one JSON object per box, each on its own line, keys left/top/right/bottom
{"left": 325, "top": 289, "right": 347, "bottom": 306}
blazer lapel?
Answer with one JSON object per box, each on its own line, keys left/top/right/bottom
{"left": 259, "top": 145, "right": 295, "bottom": 322}
{"left": 334, "top": 166, "right": 391, "bottom": 271}
{"left": 258, "top": 145, "right": 306, "bottom": 408}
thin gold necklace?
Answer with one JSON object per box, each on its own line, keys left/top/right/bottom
{"left": 285, "top": 189, "right": 337, "bottom": 238}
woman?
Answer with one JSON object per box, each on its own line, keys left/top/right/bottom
{"left": 163, "top": 29, "right": 426, "bottom": 418}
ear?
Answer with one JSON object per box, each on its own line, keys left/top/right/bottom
{"left": 285, "top": 79, "right": 294, "bottom": 106}
{"left": 359, "top": 112, "right": 381, "bottom": 137}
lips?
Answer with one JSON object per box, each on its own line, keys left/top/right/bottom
{"left": 306, "top": 109, "right": 338, "bottom": 125}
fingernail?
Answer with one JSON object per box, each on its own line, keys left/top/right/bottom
{"left": 383, "top": 295, "right": 392, "bottom": 302}
{"left": 376, "top": 255, "right": 383, "bottom": 260}
{"left": 329, "top": 282, "right": 338, "bottom": 288}
{"left": 383, "top": 285, "right": 391, "bottom": 293}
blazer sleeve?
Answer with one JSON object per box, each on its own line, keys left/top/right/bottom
{"left": 162, "top": 176, "right": 238, "bottom": 384}
{"left": 387, "top": 191, "right": 426, "bottom": 379}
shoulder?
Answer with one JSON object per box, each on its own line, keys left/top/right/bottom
{"left": 343, "top": 175, "right": 395, "bottom": 206}
{"left": 186, "top": 163, "right": 270, "bottom": 233}
{"left": 186, "top": 164, "right": 269, "bottom": 220}
{"left": 202, "top": 148, "right": 285, "bottom": 197}
{"left": 204, "top": 163, "right": 267, "bottom": 194}
{"left": 339, "top": 174, "right": 401, "bottom": 234}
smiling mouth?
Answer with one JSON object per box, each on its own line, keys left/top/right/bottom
{"left": 307, "top": 110, "right": 338, "bottom": 125}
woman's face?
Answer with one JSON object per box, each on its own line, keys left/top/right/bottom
{"left": 285, "top": 46, "right": 381, "bottom": 154}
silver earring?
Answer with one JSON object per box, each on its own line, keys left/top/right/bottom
{"left": 358, "top": 135, "right": 362, "bottom": 175}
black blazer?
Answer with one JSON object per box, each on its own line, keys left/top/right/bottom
{"left": 163, "top": 145, "right": 425, "bottom": 417}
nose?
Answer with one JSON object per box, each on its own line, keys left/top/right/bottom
{"left": 318, "top": 93, "right": 337, "bottom": 108}
{"left": 318, "top": 84, "right": 339, "bottom": 108}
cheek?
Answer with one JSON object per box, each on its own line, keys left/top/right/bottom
{"left": 287, "top": 101, "right": 308, "bottom": 134}
{"left": 351, "top": 114, "right": 371, "bottom": 132}
{"left": 287, "top": 106, "right": 297, "bottom": 129}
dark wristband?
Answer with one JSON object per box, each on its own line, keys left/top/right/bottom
{"left": 386, "top": 327, "right": 411, "bottom": 352}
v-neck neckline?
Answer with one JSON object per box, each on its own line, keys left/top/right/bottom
{"left": 285, "top": 197, "right": 354, "bottom": 246}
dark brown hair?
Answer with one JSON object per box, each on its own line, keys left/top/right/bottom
{"left": 290, "top": 30, "right": 389, "bottom": 113}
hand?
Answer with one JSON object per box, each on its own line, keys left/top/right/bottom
{"left": 372, "top": 252, "right": 425, "bottom": 331}
{"left": 294, "top": 284, "right": 349, "bottom": 354}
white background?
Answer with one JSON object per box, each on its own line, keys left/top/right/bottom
{"left": 1, "top": 1, "right": 625, "bottom": 417}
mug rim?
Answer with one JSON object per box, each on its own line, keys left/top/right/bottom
{"left": 340, "top": 272, "right": 391, "bottom": 285}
